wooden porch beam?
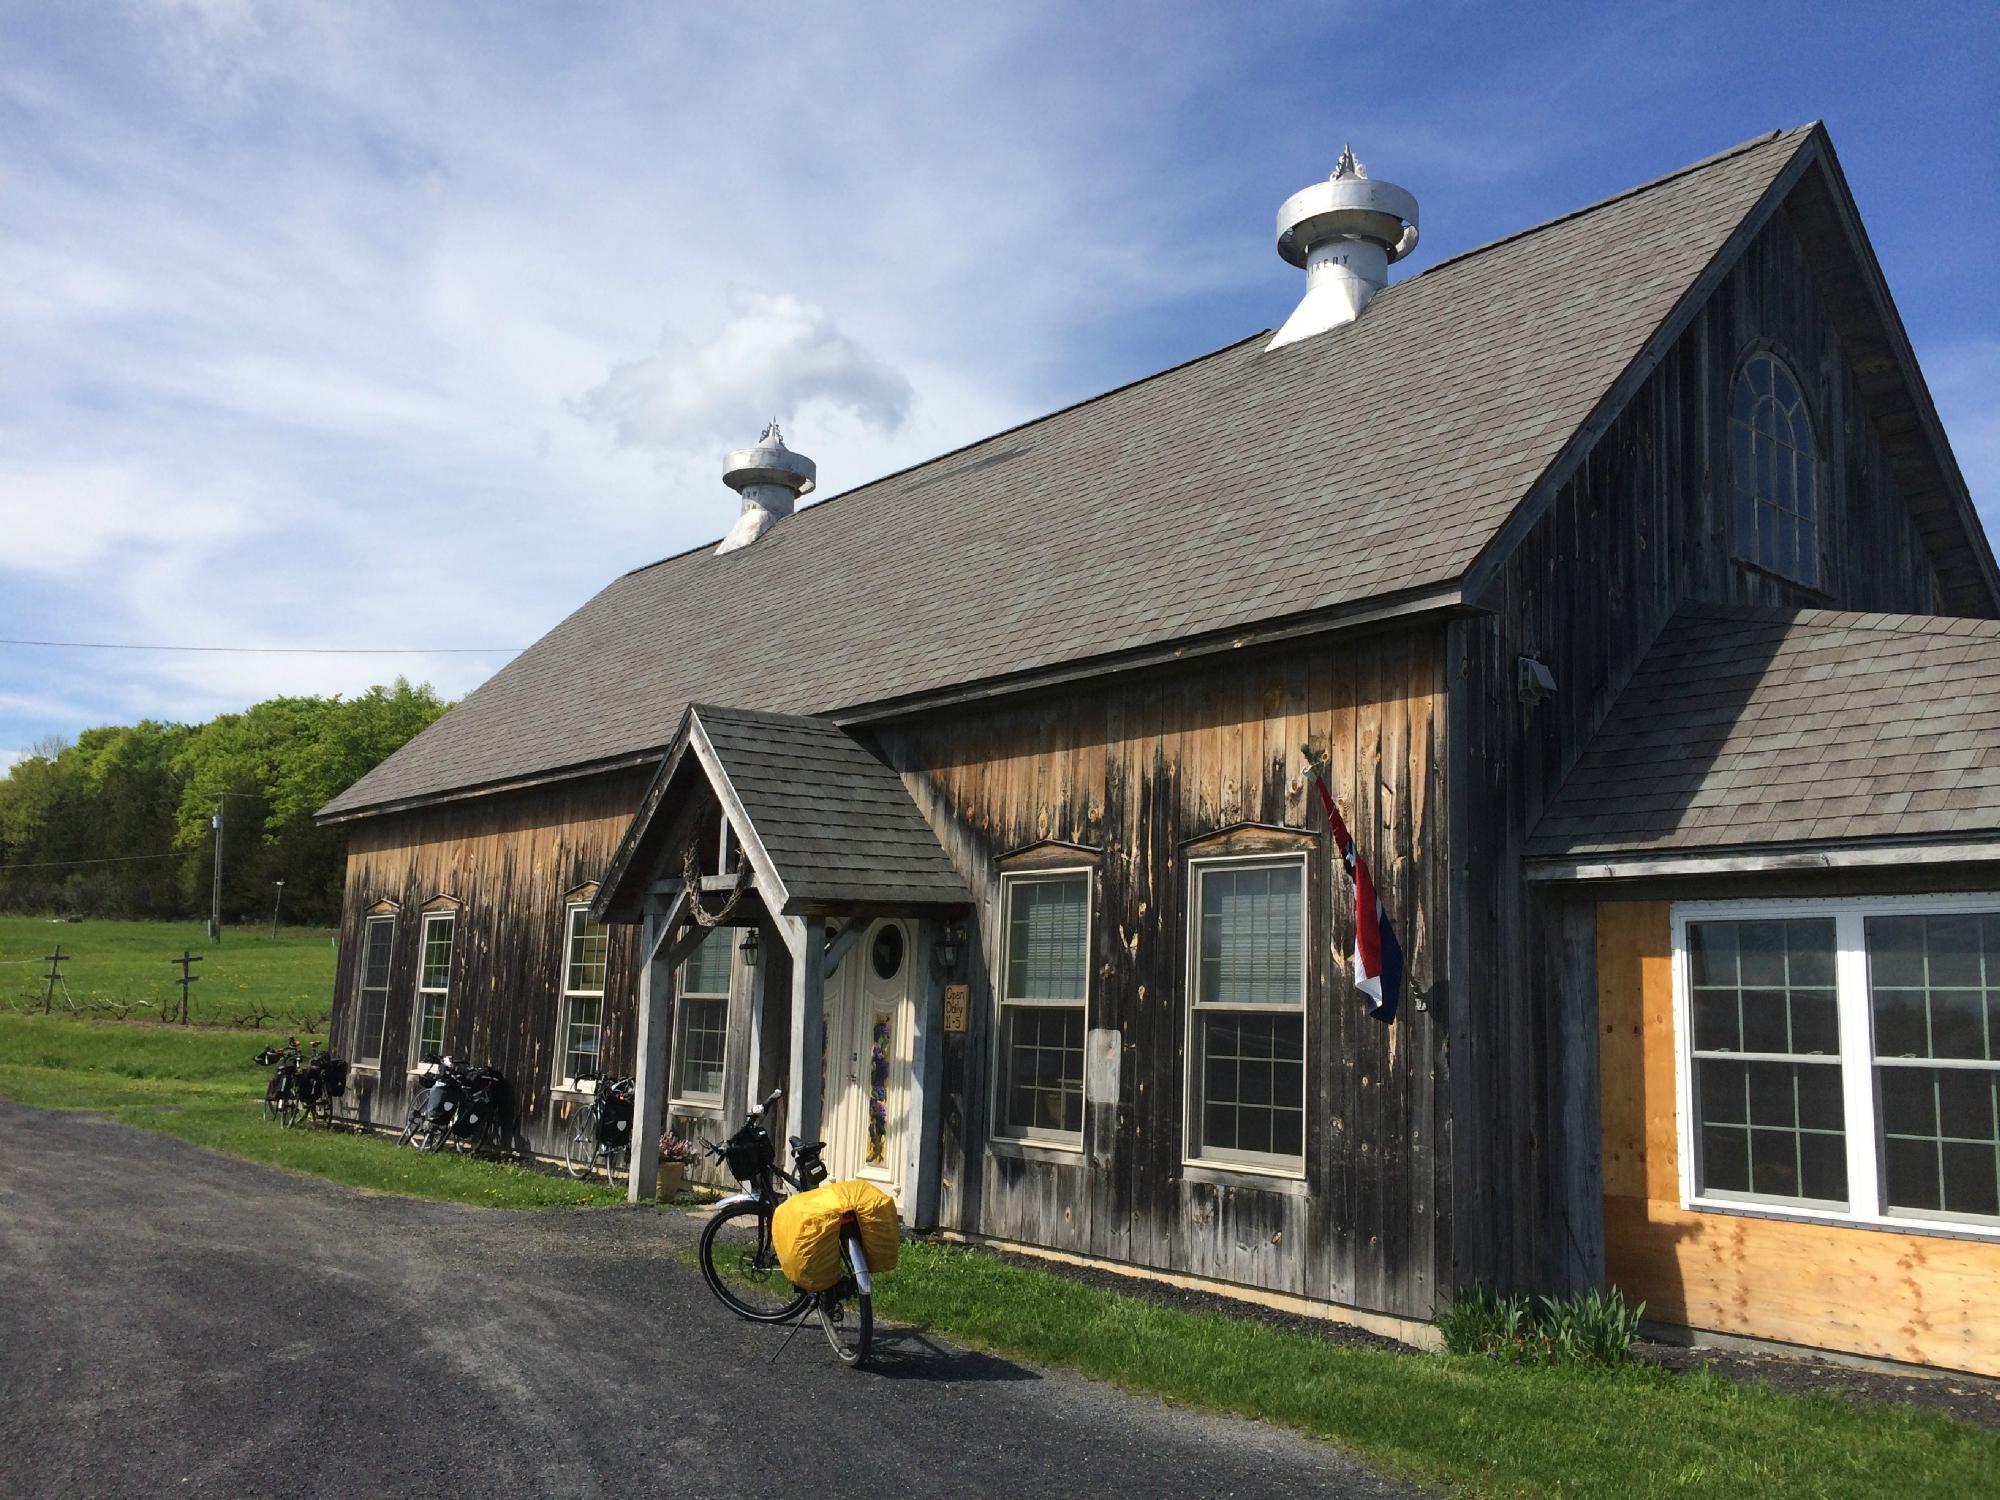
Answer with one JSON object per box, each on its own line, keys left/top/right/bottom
{"left": 628, "top": 909, "right": 674, "bottom": 1204}
{"left": 821, "top": 918, "right": 864, "bottom": 978}
{"left": 782, "top": 916, "right": 826, "bottom": 1153}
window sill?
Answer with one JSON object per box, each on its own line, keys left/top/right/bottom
{"left": 1684, "top": 1195, "right": 2000, "bottom": 1245}
{"left": 988, "top": 1136, "right": 1084, "bottom": 1164}
{"left": 1181, "top": 1159, "right": 1309, "bottom": 1195}
{"left": 669, "top": 1098, "right": 724, "bottom": 1114}
{"left": 1731, "top": 556, "right": 1833, "bottom": 601}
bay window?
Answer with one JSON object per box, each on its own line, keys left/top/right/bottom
{"left": 1675, "top": 897, "right": 2000, "bottom": 1232}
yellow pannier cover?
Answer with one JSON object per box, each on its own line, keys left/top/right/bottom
{"left": 770, "top": 1179, "right": 901, "bottom": 1292}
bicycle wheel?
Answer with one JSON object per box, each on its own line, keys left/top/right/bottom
{"left": 697, "top": 1200, "right": 810, "bottom": 1322}
{"left": 562, "top": 1111, "right": 596, "bottom": 1179}
{"left": 603, "top": 1144, "right": 628, "bottom": 1185}
{"left": 818, "top": 1229, "right": 873, "bottom": 1367}
{"left": 419, "top": 1120, "right": 450, "bottom": 1153}
{"left": 397, "top": 1110, "right": 421, "bottom": 1148}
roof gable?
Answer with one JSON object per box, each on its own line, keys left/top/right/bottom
{"left": 324, "top": 127, "right": 1823, "bottom": 821}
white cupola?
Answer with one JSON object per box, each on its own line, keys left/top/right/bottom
{"left": 715, "top": 420, "right": 816, "bottom": 555}
{"left": 1267, "top": 146, "right": 1419, "bottom": 350}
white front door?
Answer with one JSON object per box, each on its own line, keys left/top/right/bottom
{"left": 820, "top": 918, "right": 915, "bottom": 1199}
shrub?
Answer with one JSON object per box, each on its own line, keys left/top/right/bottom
{"left": 1439, "top": 1285, "right": 1646, "bottom": 1367}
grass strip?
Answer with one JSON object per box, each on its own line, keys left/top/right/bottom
{"left": 0, "top": 1013, "right": 622, "bottom": 1209}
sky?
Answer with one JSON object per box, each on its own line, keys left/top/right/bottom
{"left": 1, "top": 0, "right": 1995, "bottom": 769}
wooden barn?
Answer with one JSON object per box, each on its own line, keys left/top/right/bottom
{"left": 318, "top": 124, "right": 2000, "bottom": 1375}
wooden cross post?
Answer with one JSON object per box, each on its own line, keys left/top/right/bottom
{"left": 42, "top": 948, "right": 68, "bottom": 1014}
{"left": 171, "top": 949, "right": 202, "bottom": 1026}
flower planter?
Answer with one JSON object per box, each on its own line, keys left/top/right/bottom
{"left": 656, "top": 1160, "right": 687, "bottom": 1202}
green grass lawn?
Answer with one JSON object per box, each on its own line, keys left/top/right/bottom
{"left": 0, "top": 915, "right": 337, "bottom": 1028}
{"left": 5, "top": 1012, "right": 1994, "bottom": 1498}
{"left": 0, "top": 1012, "right": 621, "bottom": 1208}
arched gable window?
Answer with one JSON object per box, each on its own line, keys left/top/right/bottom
{"left": 1730, "top": 352, "right": 1820, "bottom": 587}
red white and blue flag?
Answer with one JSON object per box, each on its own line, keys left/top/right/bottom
{"left": 1311, "top": 772, "right": 1403, "bottom": 1026}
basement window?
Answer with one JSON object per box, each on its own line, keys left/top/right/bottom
{"left": 993, "top": 871, "right": 1091, "bottom": 1146}
{"left": 1675, "top": 897, "right": 2000, "bottom": 1235}
{"left": 673, "top": 929, "right": 733, "bottom": 1107}
{"left": 1729, "top": 351, "right": 1821, "bottom": 588}
{"left": 1185, "top": 855, "right": 1307, "bottom": 1175}
{"left": 410, "top": 911, "right": 454, "bottom": 1069}
{"left": 355, "top": 914, "right": 395, "bottom": 1067}
{"left": 558, "top": 904, "right": 609, "bottom": 1088}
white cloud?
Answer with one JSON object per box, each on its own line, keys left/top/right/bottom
{"left": 574, "top": 292, "right": 913, "bottom": 456}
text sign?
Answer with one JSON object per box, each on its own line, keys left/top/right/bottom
{"left": 943, "top": 983, "right": 970, "bottom": 1033}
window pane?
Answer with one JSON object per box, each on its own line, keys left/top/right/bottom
{"left": 563, "top": 996, "right": 603, "bottom": 1082}
{"left": 418, "top": 994, "right": 446, "bottom": 1059}
{"left": 1867, "top": 912, "right": 2000, "bottom": 1062}
{"left": 999, "top": 1004, "right": 1084, "bottom": 1136}
{"left": 362, "top": 918, "right": 395, "bottom": 988}
{"left": 1004, "top": 876, "right": 1089, "bottom": 1001}
{"left": 1877, "top": 1065, "right": 1999, "bottom": 1219}
{"left": 1692, "top": 1056, "right": 1845, "bottom": 1205}
{"left": 1688, "top": 919, "right": 1837, "bottom": 1056}
{"left": 674, "top": 995, "right": 727, "bottom": 1100}
{"left": 1195, "top": 1010, "right": 1305, "bottom": 1166}
{"left": 566, "top": 907, "right": 608, "bottom": 994}
{"left": 421, "top": 915, "right": 454, "bottom": 991}
{"left": 680, "top": 929, "right": 734, "bottom": 998}
{"left": 1197, "top": 863, "right": 1303, "bottom": 1006}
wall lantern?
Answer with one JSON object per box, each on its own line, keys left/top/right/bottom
{"left": 738, "top": 926, "right": 760, "bottom": 967}
{"left": 934, "top": 917, "right": 969, "bottom": 975}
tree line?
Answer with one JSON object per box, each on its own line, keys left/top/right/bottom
{"left": 0, "top": 680, "right": 449, "bottom": 926}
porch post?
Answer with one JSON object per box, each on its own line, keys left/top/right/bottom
{"left": 782, "top": 916, "right": 826, "bottom": 1152}
{"left": 629, "top": 912, "right": 674, "bottom": 1204}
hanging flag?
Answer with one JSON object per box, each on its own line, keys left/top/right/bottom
{"left": 1310, "top": 770, "right": 1403, "bottom": 1025}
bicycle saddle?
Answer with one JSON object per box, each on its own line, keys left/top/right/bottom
{"left": 789, "top": 1136, "right": 825, "bottom": 1153}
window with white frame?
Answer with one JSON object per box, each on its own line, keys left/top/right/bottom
{"left": 559, "top": 904, "right": 609, "bottom": 1086}
{"left": 1729, "top": 351, "right": 1820, "bottom": 588}
{"left": 1187, "top": 856, "right": 1307, "bottom": 1172}
{"left": 994, "top": 871, "right": 1091, "bottom": 1143}
{"left": 411, "top": 911, "right": 454, "bottom": 1067}
{"left": 673, "top": 929, "right": 733, "bottom": 1105}
{"left": 355, "top": 914, "right": 395, "bottom": 1066}
{"left": 1676, "top": 898, "right": 2000, "bottom": 1232}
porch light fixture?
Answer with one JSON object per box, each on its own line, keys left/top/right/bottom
{"left": 738, "top": 927, "right": 760, "bottom": 966}
{"left": 934, "top": 918, "right": 968, "bottom": 975}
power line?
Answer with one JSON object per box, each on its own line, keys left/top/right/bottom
{"left": 0, "top": 850, "right": 187, "bottom": 871}
{"left": 0, "top": 638, "right": 520, "bottom": 655}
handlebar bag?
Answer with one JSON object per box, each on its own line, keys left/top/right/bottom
{"left": 770, "top": 1179, "right": 901, "bottom": 1292}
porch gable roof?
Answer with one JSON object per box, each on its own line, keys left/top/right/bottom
{"left": 595, "top": 703, "right": 968, "bottom": 921}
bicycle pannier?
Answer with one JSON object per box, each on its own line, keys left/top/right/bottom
{"left": 721, "top": 1124, "right": 776, "bottom": 1180}
{"left": 770, "top": 1179, "right": 901, "bottom": 1292}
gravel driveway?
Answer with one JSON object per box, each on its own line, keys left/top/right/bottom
{"left": 0, "top": 1101, "right": 1417, "bottom": 1498}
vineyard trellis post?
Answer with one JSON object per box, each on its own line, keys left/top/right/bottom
{"left": 42, "top": 948, "right": 68, "bottom": 1014}
{"left": 171, "top": 949, "right": 202, "bottom": 1026}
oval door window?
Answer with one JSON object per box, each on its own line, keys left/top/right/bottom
{"left": 871, "top": 924, "right": 905, "bottom": 981}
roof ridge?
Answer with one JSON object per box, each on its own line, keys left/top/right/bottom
{"left": 1406, "top": 124, "right": 1816, "bottom": 285}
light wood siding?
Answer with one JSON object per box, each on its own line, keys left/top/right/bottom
{"left": 1451, "top": 209, "right": 1963, "bottom": 1296}
{"left": 330, "top": 769, "right": 651, "bottom": 1155}
{"left": 878, "top": 627, "right": 1449, "bottom": 1320}
{"left": 1597, "top": 900, "right": 2000, "bottom": 1376}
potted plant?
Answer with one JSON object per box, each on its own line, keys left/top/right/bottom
{"left": 656, "top": 1132, "right": 695, "bottom": 1202}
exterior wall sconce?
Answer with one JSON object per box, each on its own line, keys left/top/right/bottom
{"left": 934, "top": 917, "right": 969, "bottom": 975}
{"left": 738, "top": 926, "right": 760, "bottom": 966}
{"left": 1516, "top": 655, "right": 1558, "bottom": 706}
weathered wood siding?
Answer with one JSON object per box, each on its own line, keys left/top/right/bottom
{"left": 329, "top": 769, "right": 651, "bottom": 1154}
{"left": 1597, "top": 899, "right": 2000, "bottom": 1375}
{"left": 878, "top": 627, "right": 1450, "bottom": 1320}
{"left": 1450, "top": 209, "right": 1966, "bottom": 1294}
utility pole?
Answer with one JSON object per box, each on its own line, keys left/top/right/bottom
{"left": 171, "top": 949, "right": 201, "bottom": 1025}
{"left": 270, "top": 880, "right": 285, "bottom": 941}
{"left": 209, "top": 804, "right": 223, "bottom": 944}
{"left": 42, "top": 947, "right": 68, "bottom": 1014}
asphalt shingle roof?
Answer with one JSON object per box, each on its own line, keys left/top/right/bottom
{"left": 1530, "top": 606, "right": 2000, "bottom": 861}
{"left": 694, "top": 705, "right": 966, "bottom": 911}
{"left": 324, "top": 127, "right": 1815, "bottom": 819}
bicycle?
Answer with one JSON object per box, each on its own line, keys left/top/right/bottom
{"left": 695, "top": 1087, "right": 874, "bottom": 1367}
{"left": 256, "top": 1041, "right": 306, "bottom": 1127}
{"left": 562, "top": 1072, "right": 634, "bottom": 1183}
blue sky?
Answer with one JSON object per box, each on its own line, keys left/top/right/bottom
{"left": 1, "top": 1, "right": 1995, "bottom": 767}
